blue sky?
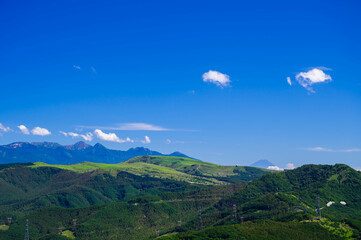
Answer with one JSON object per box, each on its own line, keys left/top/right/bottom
{"left": 0, "top": 0, "right": 360, "bottom": 169}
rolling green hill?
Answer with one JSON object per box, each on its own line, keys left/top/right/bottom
{"left": 1, "top": 160, "right": 360, "bottom": 239}
{"left": 0, "top": 156, "right": 269, "bottom": 215}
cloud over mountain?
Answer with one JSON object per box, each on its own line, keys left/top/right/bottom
{"left": 31, "top": 127, "right": 51, "bottom": 136}
{"left": 94, "top": 129, "right": 133, "bottom": 143}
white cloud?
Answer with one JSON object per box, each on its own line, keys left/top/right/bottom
{"left": 81, "top": 133, "right": 93, "bottom": 141}
{"left": 60, "top": 131, "right": 93, "bottom": 141}
{"left": 18, "top": 125, "right": 30, "bottom": 135}
{"left": 202, "top": 70, "right": 231, "bottom": 87}
{"left": 59, "top": 131, "right": 68, "bottom": 136}
{"left": 141, "top": 136, "right": 151, "bottom": 144}
{"left": 31, "top": 127, "right": 51, "bottom": 136}
{"left": 305, "top": 147, "right": 361, "bottom": 153}
{"left": 285, "top": 163, "right": 295, "bottom": 170}
{"left": 0, "top": 123, "right": 11, "bottom": 133}
{"left": 94, "top": 129, "right": 133, "bottom": 143}
{"left": 267, "top": 166, "right": 284, "bottom": 171}
{"left": 295, "top": 68, "right": 332, "bottom": 93}
{"left": 91, "top": 66, "right": 97, "bottom": 73}
{"left": 73, "top": 65, "right": 81, "bottom": 70}
{"left": 287, "top": 77, "right": 292, "bottom": 86}
{"left": 166, "top": 139, "right": 172, "bottom": 144}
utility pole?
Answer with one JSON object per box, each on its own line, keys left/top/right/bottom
{"left": 24, "top": 219, "right": 29, "bottom": 240}
{"left": 240, "top": 216, "right": 244, "bottom": 224}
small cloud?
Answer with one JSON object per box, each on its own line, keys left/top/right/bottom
{"left": 188, "top": 90, "right": 196, "bottom": 95}
{"left": 141, "top": 136, "right": 151, "bottom": 144}
{"left": 285, "top": 163, "right": 295, "bottom": 170}
{"left": 67, "top": 132, "right": 93, "bottom": 142}
{"left": 287, "top": 77, "right": 292, "bottom": 86}
{"left": 295, "top": 68, "right": 332, "bottom": 93}
{"left": 202, "top": 70, "right": 231, "bottom": 87}
{"left": 73, "top": 65, "right": 81, "bottom": 70}
{"left": 18, "top": 125, "right": 30, "bottom": 135}
{"left": 267, "top": 166, "right": 284, "bottom": 171}
{"left": 0, "top": 123, "right": 11, "bottom": 133}
{"left": 91, "top": 66, "right": 97, "bottom": 74}
{"left": 165, "top": 138, "right": 185, "bottom": 144}
{"left": 31, "top": 127, "right": 51, "bottom": 136}
{"left": 305, "top": 147, "right": 361, "bottom": 152}
{"left": 94, "top": 129, "right": 133, "bottom": 143}
{"left": 59, "top": 131, "right": 68, "bottom": 136}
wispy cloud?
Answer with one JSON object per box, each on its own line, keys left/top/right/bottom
{"left": 165, "top": 138, "right": 185, "bottom": 144}
{"left": 80, "top": 123, "right": 171, "bottom": 131}
{"left": 305, "top": 147, "right": 361, "bottom": 153}
{"left": 91, "top": 66, "right": 97, "bottom": 74}
{"left": 141, "top": 136, "right": 151, "bottom": 144}
{"left": 94, "top": 129, "right": 133, "bottom": 143}
{"left": 202, "top": 70, "right": 231, "bottom": 87}
{"left": 31, "top": 127, "right": 51, "bottom": 136}
{"left": 287, "top": 77, "right": 292, "bottom": 86}
{"left": 60, "top": 131, "right": 93, "bottom": 141}
{"left": 18, "top": 125, "right": 30, "bottom": 135}
{"left": 73, "top": 65, "right": 81, "bottom": 70}
{"left": 294, "top": 68, "right": 332, "bottom": 93}
{"left": 0, "top": 123, "right": 12, "bottom": 133}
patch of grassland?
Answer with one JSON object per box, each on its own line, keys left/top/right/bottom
{"left": 0, "top": 225, "right": 9, "bottom": 231}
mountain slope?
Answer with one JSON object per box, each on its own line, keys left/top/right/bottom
{"left": 0, "top": 141, "right": 192, "bottom": 165}
{"left": 2, "top": 164, "right": 361, "bottom": 240}
{"left": 0, "top": 157, "right": 270, "bottom": 215}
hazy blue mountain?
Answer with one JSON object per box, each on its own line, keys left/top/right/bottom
{"left": 0, "top": 141, "right": 192, "bottom": 165}
{"left": 250, "top": 159, "right": 276, "bottom": 169}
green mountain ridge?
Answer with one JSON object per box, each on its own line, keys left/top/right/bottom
{"left": 0, "top": 157, "right": 360, "bottom": 239}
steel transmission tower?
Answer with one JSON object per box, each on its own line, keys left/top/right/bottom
{"left": 198, "top": 208, "right": 203, "bottom": 230}
{"left": 317, "top": 193, "right": 322, "bottom": 220}
{"left": 24, "top": 219, "right": 29, "bottom": 240}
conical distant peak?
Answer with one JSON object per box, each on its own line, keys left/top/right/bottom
{"left": 72, "top": 141, "right": 91, "bottom": 150}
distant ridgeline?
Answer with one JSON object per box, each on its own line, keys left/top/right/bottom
{"left": 0, "top": 141, "right": 191, "bottom": 164}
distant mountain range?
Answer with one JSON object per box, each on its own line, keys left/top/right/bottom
{"left": 0, "top": 141, "right": 191, "bottom": 164}
{"left": 250, "top": 159, "right": 276, "bottom": 169}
